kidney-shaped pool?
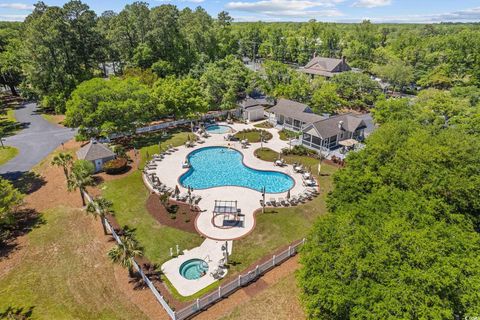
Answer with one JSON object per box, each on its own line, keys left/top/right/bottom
{"left": 179, "top": 146, "right": 294, "bottom": 193}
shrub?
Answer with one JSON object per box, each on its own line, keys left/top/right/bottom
{"left": 282, "top": 145, "right": 319, "bottom": 158}
{"left": 103, "top": 158, "right": 128, "bottom": 174}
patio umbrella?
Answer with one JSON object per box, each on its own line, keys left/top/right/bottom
{"left": 174, "top": 185, "right": 180, "bottom": 197}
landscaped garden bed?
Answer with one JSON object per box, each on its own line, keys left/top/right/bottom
{"left": 233, "top": 128, "right": 272, "bottom": 143}
{"left": 278, "top": 128, "right": 299, "bottom": 141}
{"left": 145, "top": 194, "right": 198, "bottom": 234}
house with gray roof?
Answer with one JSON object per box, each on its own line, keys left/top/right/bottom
{"left": 76, "top": 140, "right": 116, "bottom": 172}
{"left": 301, "top": 114, "right": 366, "bottom": 151}
{"left": 267, "top": 98, "right": 326, "bottom": 131}
{"left": 299, "top": 56, "right": 351, "bottom": 78}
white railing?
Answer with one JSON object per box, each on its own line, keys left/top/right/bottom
{"left": 109, "top": 110, "right": 232, "bottom": 140}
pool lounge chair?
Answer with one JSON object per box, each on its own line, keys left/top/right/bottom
{"left": 269, "top": 198, "right": 277, "bottom": 206}
{"left": 289, "top": 196, "right": 299, "bottom": 205}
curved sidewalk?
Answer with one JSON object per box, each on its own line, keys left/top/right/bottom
{"left": 147, "top": 122, "right": 313, "bottom": 240}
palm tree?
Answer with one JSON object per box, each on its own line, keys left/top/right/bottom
{"left": 86, "top": 197, "right": 113, "bottom": 234}
{"left": 67, "top": 161, "right": 94, "bottom": 206}
{"left": 108, "top": 233, "right": 144, "bottom": 278}
{"left": 51, "top": 152, "right": 73, "bottom": 179}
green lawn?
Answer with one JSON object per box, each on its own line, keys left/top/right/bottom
{"left": 233, "top": 129, "right": 272, "bottom": 143}
{"left": 102, "top": 131, "right": 203, "bottom": 267}
{"left": 0, "top": 207, "right": 147, "bottom": 320}
{"left": 278, "top": 129, "right": 298, "bottom": 141}
{"left": 0, "top": 107, "right": 21, "bottom": 136}
{"left": 229, "top": 150, "right": 336, "bottom": 275}
{"left": 0, "top": 146, "right": 18, "bottom": 165}
{"left": 102, "top": 171, "right": 203, "bottom": 266}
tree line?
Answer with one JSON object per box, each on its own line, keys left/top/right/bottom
{"left": 1, "top": 2, "right": 480, "bottom": 115}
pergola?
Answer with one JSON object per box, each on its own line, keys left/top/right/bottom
{"left": 212, "top": 200, "right": 243, "bottom": 229}
{"left": 213, "top": 200, "right": 238, "bottom": 215}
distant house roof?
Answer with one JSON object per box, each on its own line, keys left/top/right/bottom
{"left": 307, "top": 114, "right": 367, "bottom": 139}
{"left": 299, "top": 56, "right": 351, "bottom": 77}
{"left": 76, "top": 140, "right": 115, "bottom": 161}
{"left": 268, "top": 99, "right": 326, "bottom": 123}
{"left": 239, "top": 95, "right": 275, "bottom": 110}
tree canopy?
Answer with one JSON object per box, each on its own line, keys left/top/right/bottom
{"left": 299, "top": 88, "right": 480, "bottom": 318}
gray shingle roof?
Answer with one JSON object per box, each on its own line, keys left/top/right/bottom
{"left": 240, "top": 96, "right": 274, "bottom": 109}
{"left": 76, "top": 141, "right": 115, "bottom": 161}
{"left": 301, "top": 56, "right": 351, "bottom": 77}
{"left": 268, "top": 99, "right": 326, "bottom": 123}
{"left": 309, "top": 114, "right": 367, "bottom": 138}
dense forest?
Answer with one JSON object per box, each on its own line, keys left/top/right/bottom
{"left": 1, "top": 1, "right": 479, "bottom": 116}
{"left": 1, "top": 1, "right": 480, "bottom": 318}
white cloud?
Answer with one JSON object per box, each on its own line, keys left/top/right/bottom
{"left": 0, "top": 14, "right": 28, "bottom": 21}
{"left": 341, "top": 6, "right": 480, "bottom": 23}
{"left": 226, "top": 0, "right": 343, "bottom": 19}
{"left": 0, "top": 3, "right": 34, "bottom": 10}
{"left": 352, "top": 0, "right": 391, "bottom": 8}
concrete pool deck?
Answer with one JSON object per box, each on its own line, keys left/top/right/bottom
{"left": 161, "top": 239, "right": 233, "bottom": 296}
{"left": 146, "top": 121, "right": 312, "bottom": 240}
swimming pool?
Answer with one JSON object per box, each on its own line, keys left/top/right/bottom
{"left": 179, "top": 259, "right": 209, "bottom": 280}
{"left": 205, "top": 124, "right": 232, "bottom": 134}
{"left": 179, "top": 147, "right": 294, "bottom": 193}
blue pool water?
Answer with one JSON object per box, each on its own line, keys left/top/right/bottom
{"left": 180, "top": 147, "right": 294, "bottom": 193}
{"left": 180, "top": 259, "right": 209, "bottom": 280}
{"left": 205, "top": 124, "right": 232, "bottom": 134}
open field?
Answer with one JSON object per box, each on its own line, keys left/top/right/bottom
{"left": 0, "top": 146, "right": 18, "bottom": 165}
{"left": 0, "top": 206, "right": 148, "bottom": 320}
{"left": 219, "top": 272, "right": 305, "bottom": 320}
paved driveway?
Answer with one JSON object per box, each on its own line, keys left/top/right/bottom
{"left": 0, "top": 102, "right": 76, "bottom": 179}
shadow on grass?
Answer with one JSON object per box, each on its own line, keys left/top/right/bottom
{"left": 0, "top": 305, "right": 35, "bottom": 319}
{"left": 114, "top": 127, "right": 191, "bottom": 150}
{"left": 0, "top": 208, "right": 45, "bottom": 259}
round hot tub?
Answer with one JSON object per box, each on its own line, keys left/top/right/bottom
{"left": 179, "top": 259, "right": 209, "bottom": 280}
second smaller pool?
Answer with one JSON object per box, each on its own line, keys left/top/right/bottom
{"left": 179, "top": 259, "right": 209, "bottom": 280}
{"left": 205, "top": 124, "right": 232, "bottom": 134}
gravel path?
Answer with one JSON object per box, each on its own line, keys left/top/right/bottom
{"left": 0, "top": 102, "right": 76, "bottom": 179}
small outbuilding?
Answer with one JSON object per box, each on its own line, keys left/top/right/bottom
{"left": 76, "top": 140, "right": 116, "bottom": 173}
{"left": 237, "top": 95, "right": 274, "bottom": 122}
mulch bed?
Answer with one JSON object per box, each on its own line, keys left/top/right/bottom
{"left": 145, "top": 194, "right": 199, "bottom": 234}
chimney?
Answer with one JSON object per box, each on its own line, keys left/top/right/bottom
{"left": 342, "top": 56, "right": 346, "bottom": 64}
{"left": 313, "top": 51, "right": 317, "bottom": 59}
{"left": 338, "top": 121, "right": 344, "bottom": 130}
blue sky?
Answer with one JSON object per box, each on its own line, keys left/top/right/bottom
{"left": 1, "top": 0, "right": 480, "bottom": 23}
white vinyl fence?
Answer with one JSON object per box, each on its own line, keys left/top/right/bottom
{"left": 109, "top": 110, "right": 232, "bottom": 140}
{"left": 83, "top": 190, "right": 305, "bottom": 320}
{"left": 174, "top": 238, "right": 306, "bottom": 320}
